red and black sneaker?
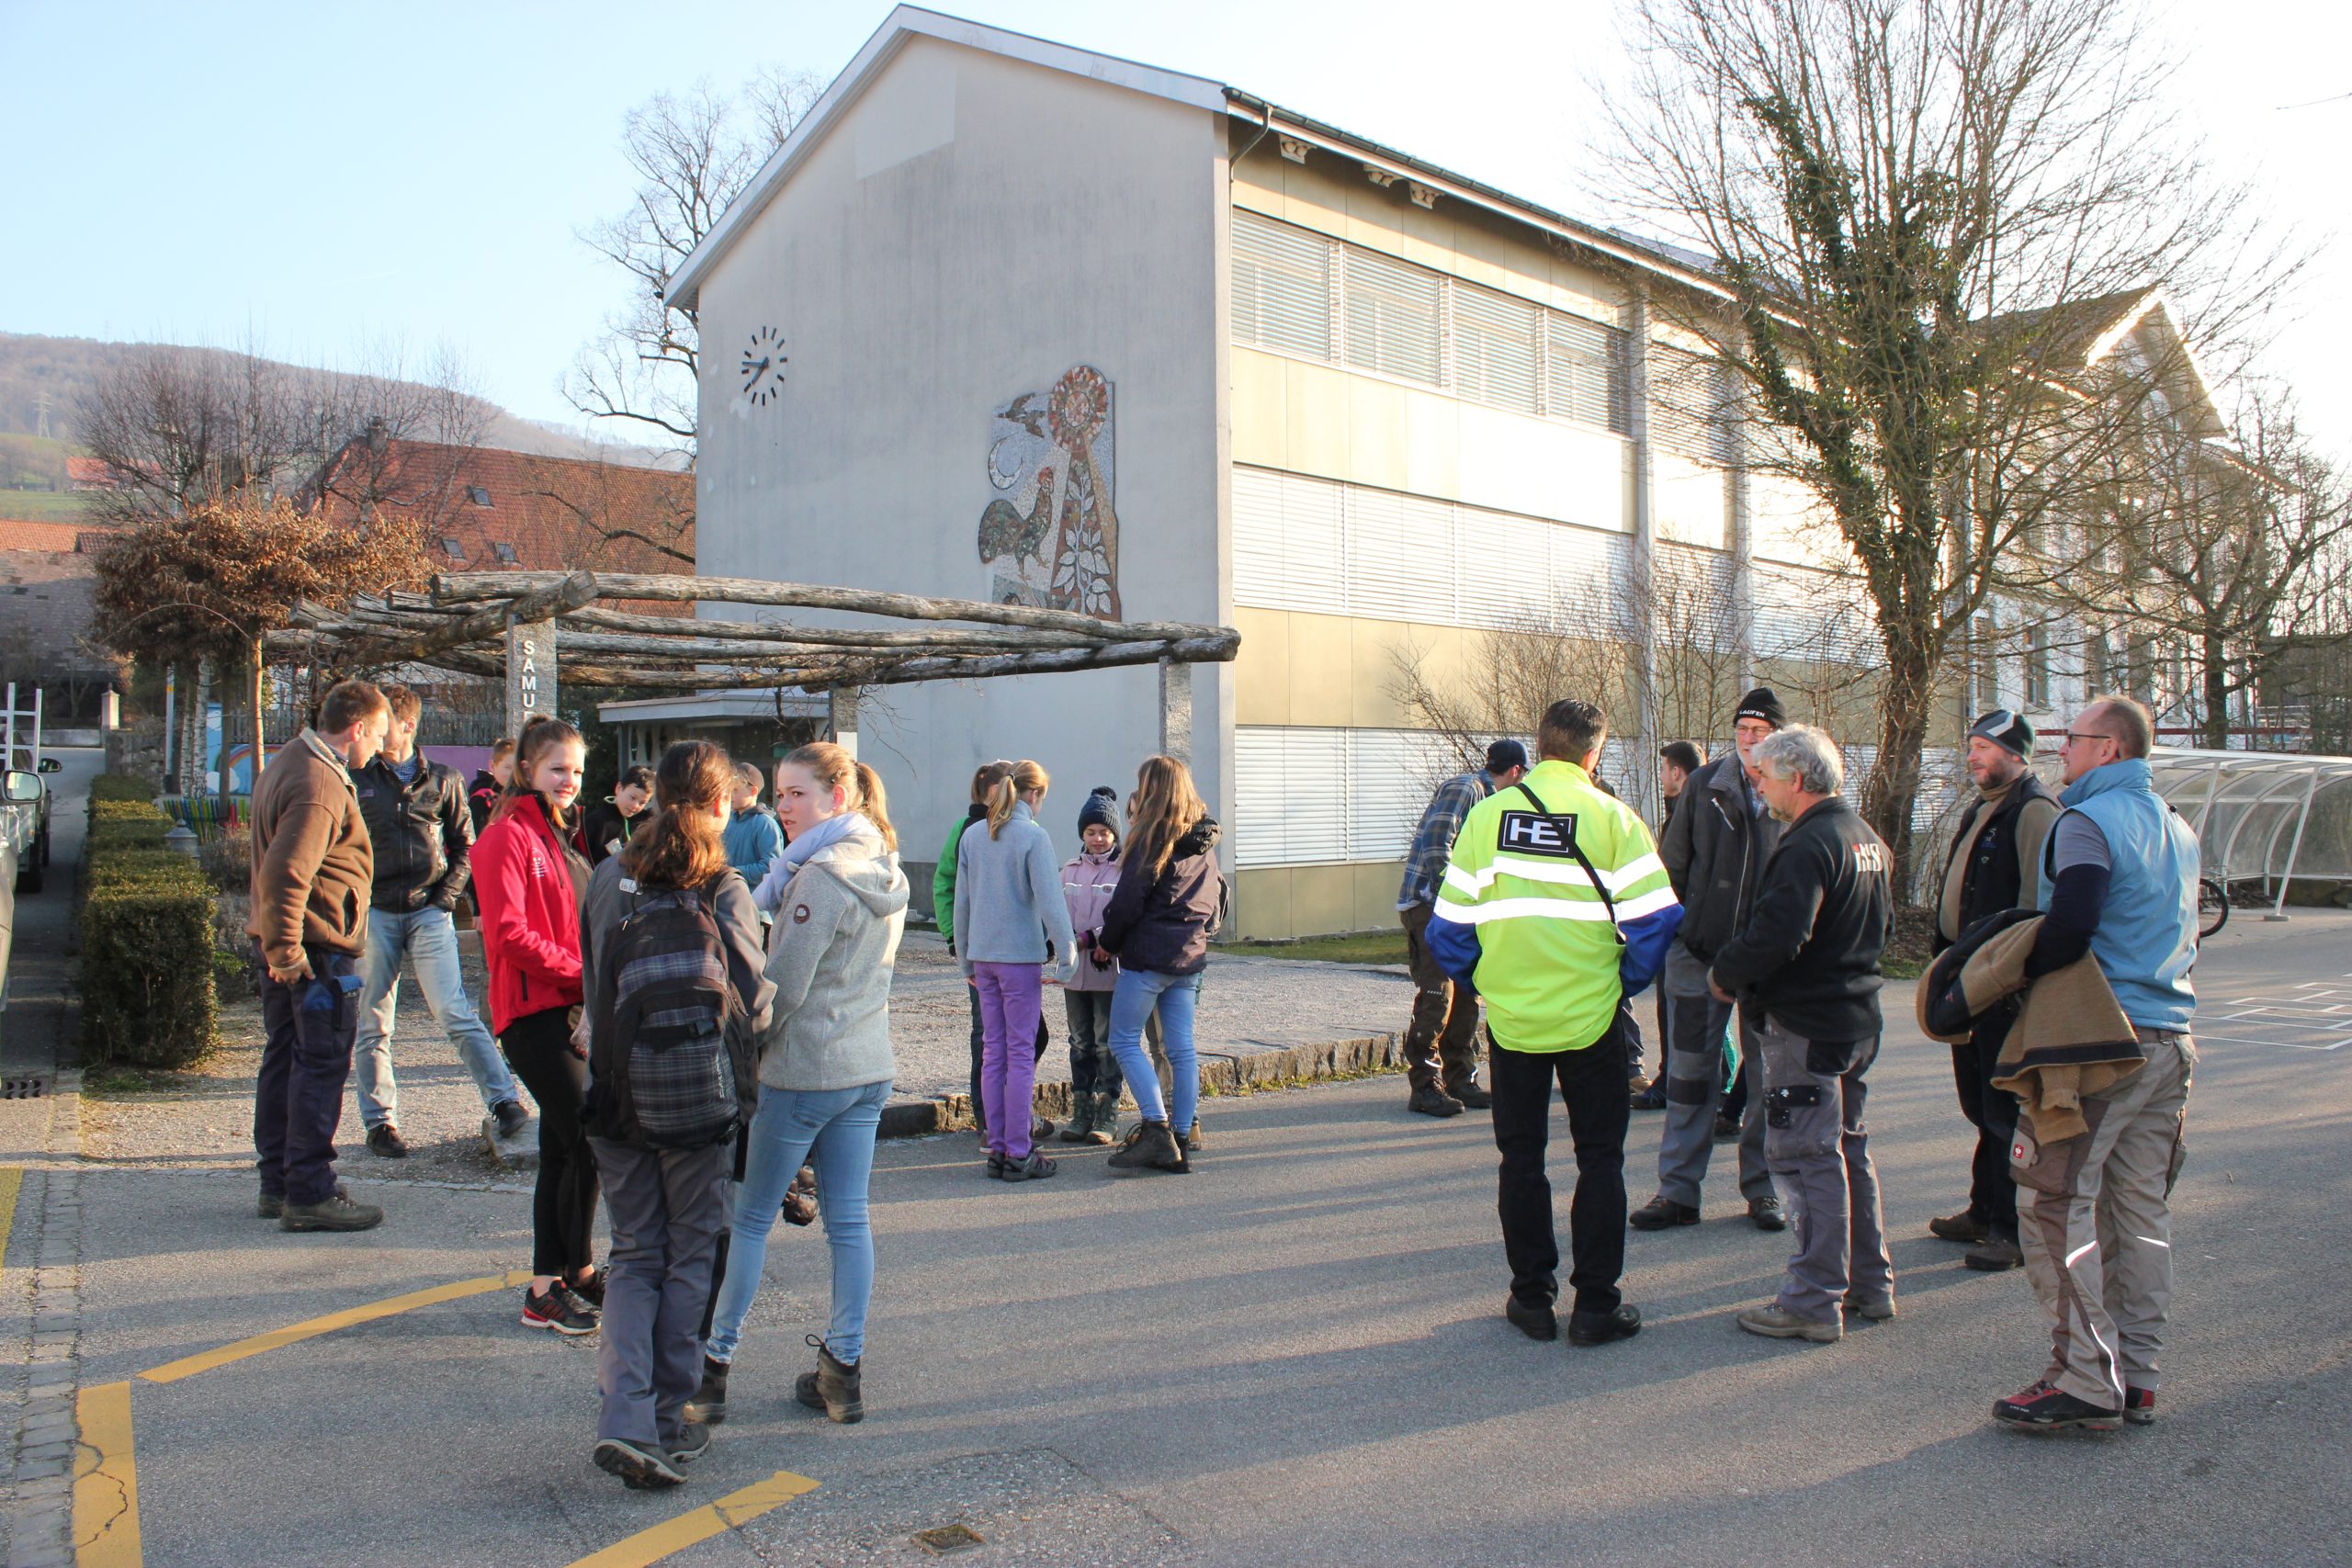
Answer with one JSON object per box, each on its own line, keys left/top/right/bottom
{"left": 521, "top": 1282, "right": 598, "bottom": 1337}
{"left": 1992, "top": 1380, "right": 2121, "bottom": 1432}
{"left": 2123, "top": 1386, "right": 2156, "bottom": 1426}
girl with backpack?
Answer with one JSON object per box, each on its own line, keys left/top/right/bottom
{"left": 473, "top": 717, "right": 602, "bottom": 1333}
{"left": 698, "top": 743, "right": 908, "bottom": 1428}
{"left": 955, "top": 760, "right": 1079, "bottom": 1181}
{"left": 579, "top": 741, "right": 774, "bottom": 1490}
{"left": 1101, "top": 755, "right": 1225, "bottom": 1176}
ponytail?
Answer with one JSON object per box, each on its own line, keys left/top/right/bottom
{"left": 781, "top": 742, "right": 899, "bottom": 852}
{"left": 621, "top": 740, "right": 733, "bottom": 889}
{"left": 985, "top": 759, "right": 1048, "bottom": 839}
{"left": 852, "top": 761, "right": 898, "bottom": 852}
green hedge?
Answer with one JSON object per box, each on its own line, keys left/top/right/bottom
{"left": 88, "top": 774, "right": 157, "bottom": 807}
{"left": 79, "top": 790, "right": 217, "bottom": 1068}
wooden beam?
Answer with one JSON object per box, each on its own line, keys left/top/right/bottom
{"left": 342, "top": 570, "right": 600, "bottom": 668}
{"left": 808, "top": 632, "right": 1241, "bottom": 691}
{"left": 558, "top": 604, "right": 1105, "bottom": 651}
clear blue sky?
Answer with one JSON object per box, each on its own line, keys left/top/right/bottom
{"left": 5, "top": 0, "right": 2346, "bottom": 453}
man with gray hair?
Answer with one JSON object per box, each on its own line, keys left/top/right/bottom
{"left": 1707, "top": 724, "right": 1895, "bottom": 1344}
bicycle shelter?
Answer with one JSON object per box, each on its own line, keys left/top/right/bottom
{"left": 2148, "top": 747, "right": 2352, "bottom": 919}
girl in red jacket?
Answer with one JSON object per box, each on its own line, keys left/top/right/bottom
{"left": 474, "top": 716, "right": 601, "bottom": 1335}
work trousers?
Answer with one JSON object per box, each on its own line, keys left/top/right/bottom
{"left": 1490, "top": 1010, "right": 1631, "bottom": 1316}
{"left": 1399, "top": 902, "right": 1482, "bottom": 1095}
{"left": 1951, "top": 1006, "right": 2023, "bottom": 1243}
{"left": 254, "top": 942, "right": 360, "bottom": 1206}
{"left": 1756, "top": 1016, "right": 1894, "bottom": 1324}
{"left": 2018, "top": 1031, "right": 2193, "bottom": 1408}
{"left": 1656, "top": 946, "right": 1771, "bottom": 1206}
{"left": 588, "top": 1136, "right": 730, "bottom": 1449}
{"left": 500, "top": 1008, "right": 599, "bottom": 1279}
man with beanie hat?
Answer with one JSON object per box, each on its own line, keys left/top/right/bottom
{"left": 1928, "top": 709, "right": 2060, "bottom": 1271}
{"left": 1638, "top": 688, "right": 1788, "bottom": 1233}
{"left": 1396, "top": 739, "right": 1529, "bottom": 1117}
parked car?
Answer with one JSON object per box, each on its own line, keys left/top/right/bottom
{"left": 0, "top": 773, "right": 36, "bottom": 1018}
{"left": 6, "top": 758, "right": 55, "bottom": 895}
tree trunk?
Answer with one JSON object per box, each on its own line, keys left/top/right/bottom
{"left": 248, "top": 637, "right": 267, "bottom": 797}
{"left": 1858, "top": 639, "right": 1937, "bottom": 891}
{"left": 193, "top": 657, "right": 214, "bottom": 801}
{"left": 2200, "top": 630, "right": 2230, "bottom": 749}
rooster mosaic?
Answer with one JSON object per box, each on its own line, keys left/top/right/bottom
{"left": 976, "top": 365, "right": 1121, "bottom": 619}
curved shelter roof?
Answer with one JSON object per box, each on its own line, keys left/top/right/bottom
{"left": 2147, "top": 747, "right": 2352, "bottom": 917}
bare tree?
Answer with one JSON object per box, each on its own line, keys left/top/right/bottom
{"left": 564, "top": 68, "right": 822, "bottom": 452}
{"left": 1386, "top": 612, "right": 1637, "bottom": 797}
{"left": 1603, "top": 0, "right": 2304, "bottom": 874}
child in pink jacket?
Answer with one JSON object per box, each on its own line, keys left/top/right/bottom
{"left": 1057, "top": 787, "right": 1166, "bottom": 1144}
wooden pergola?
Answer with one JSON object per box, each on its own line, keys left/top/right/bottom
{"left": 267, "top": 570, "right": 1240, "bottom": 760}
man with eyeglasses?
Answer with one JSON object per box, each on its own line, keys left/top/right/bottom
{"left": 1991, "top": 695, "right": 2199, "bottom": 1433}
{"left": 1927, "top": 710, "right": 2060, "bottom": 1272}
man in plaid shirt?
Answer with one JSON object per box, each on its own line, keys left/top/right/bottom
{"left": 1396, "top": 739, "right": 1530, "bottom": 1117}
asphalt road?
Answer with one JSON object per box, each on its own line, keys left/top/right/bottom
{"left": 28, "top": 876, "right": 2352, "bottom": 1564}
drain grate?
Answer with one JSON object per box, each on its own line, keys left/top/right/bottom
{"left": 2, "top": 1077, "right": 48, "bottom": 1100}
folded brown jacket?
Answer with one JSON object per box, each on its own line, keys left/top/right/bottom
{"left": 1914, "top": 913, "right": 2143, "bottom": 1144}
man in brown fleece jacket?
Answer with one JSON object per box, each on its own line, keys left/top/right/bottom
{"left": 247, "top": 680, "right": 390, "bottom": 1232}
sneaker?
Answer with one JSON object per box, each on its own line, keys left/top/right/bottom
{"left": 1929, "top": 1209, "right": 1991, "bottom": 1244}
{"left": 693, "top": 1356, "right": 730, "bottom": 1425}
{"left": 1504, "top": 1294, "right": 1557, "bottom": 1342}
{"left": 492, "top": 1100, "right": 530, "bottom": 1140}
{"left": 1629, "top": 1194, "right": 1701, "bottom": 1231}
{"left": 1712, "top": 1112, "right": 1741, "bottom": 1143}
{"left": 522, "top": 1282, "right": 598, "bottom": 1337}
{"left": 985, "top": 1152, "right": 1009, "bottom": 1179}
{"left": 2123, "top": 1387, "right": 2157, "bottom": 1426}
{"left": 1567, "top": 1303, "right": 1643, "bottom": 1348}
{"left": 1991, "top": 1380, "right": 2120, "bottom": 1431}
{"left": 569, "top": 1270, "right": 605, "bottom": 1311}
{"left": 1031, "top": 1115, "right": 1057, "bottom": 1145}
{"left": 1000, "top": 1150, "right": 1059, "bottom": 1181}
{"left": 594, "top": 1437, "right": 684, "bottom": 1490}
{"left": 1631, "top": 1083, "right": 1668, "bottom": 1111}
{"left": 1841, "top": 1292, "right": 1897, "bottom": 1322}
{"left": 280, "top": 1190, "right": 384, "bottom": 1232}
{"left": 1736, "top": 1303, "right": 1841, "bottom": 1344}
{"left": 793, "top": 1335, "right": 864, "bottom": 1424}
{"left": 1964, "top": 1235, "right": 2024, "bottom": 1271}
{"left": 1408, "top": 1088, "right": 1464, "bottom": 1118}
{"left": 667, "top": 1421, "right": 712, "bottom": 1463}
{"left": 365, "top": 1123, "right": 408, "bottom": 1159}
{"left": 1449, "top": 1084, "right": 1493, "bottom": 1111}
{"left": 1105, "top": 1119, "right": 1188, "bottom": 1174}
{"left": 1748, "top": 1195, "right": 1788, "bottom": 1232}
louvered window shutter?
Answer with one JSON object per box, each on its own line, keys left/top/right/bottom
{"left": 1340, "top": 246, "right": 1445, "bottom": 388}
{"left": 1547, "top": 313, "right": 1630, "bottom": 434}
{"left": 1232, "top": 210, "right": 1334, "bottom": 362}
{"left": 1453, "top": 283, "right": 1541, "bottom": 415}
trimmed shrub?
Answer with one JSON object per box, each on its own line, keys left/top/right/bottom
{"left": 88, "top": 773, "right": 157, "bottom": 807}
{"left": 79, "top": 794, "right": 217, "bottom": 1069}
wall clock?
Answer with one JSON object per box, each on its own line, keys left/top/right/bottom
{"left": 739, "top": 325, "right": 786, "bottom": 406}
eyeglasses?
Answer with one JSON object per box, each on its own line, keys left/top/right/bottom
{"left": 2061, "top": 730, "right": 2115, "bottom": 748}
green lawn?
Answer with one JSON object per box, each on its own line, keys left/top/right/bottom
{"left": 0, "top": 489, "right": 93, "bottom": 524}
{"left": 1213, "top": 930, "right": 1409, "bottom": 964}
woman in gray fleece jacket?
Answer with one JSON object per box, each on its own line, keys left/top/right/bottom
{"left": 699, "top": 742, "right": 908, "bottom": 1427}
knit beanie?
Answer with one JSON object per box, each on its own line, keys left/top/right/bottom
{"left": 1076, "top": 785, "right": 1123, "bottom": 847}
{"left": 1968, "top": 708, "right": 2035, "bottom": 759}
{"left": 1734, "top": 687, "right": 1787, "bottom": 729}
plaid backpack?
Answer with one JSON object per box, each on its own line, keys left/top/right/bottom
{"left": 605, "top": 881, "right": 747, "bottom": 1149}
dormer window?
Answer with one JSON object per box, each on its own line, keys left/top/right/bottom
{"left": 440, "top": 537, "right": 466, "bottom": 560}
{"left": 492, "top": 541, "right": 518, "bottom": 565}
{"left": 467, "top": 485, "right": 492, "bottom": 507}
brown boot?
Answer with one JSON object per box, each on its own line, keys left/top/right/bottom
{"left": 794, "top": 1335, "right": 864, "bottom": 1424}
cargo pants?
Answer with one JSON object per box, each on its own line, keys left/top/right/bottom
{"left": 1656, "top": 946, "right": 1771, "bottom": 1207}
{"left": 1757, "top": 1014, "right": 1894, "bottom": 1325}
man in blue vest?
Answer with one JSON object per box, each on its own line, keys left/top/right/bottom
{"left": 1992, "top": 694, "right": 2198, "bottom": 1433}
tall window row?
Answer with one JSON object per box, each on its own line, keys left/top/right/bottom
{"left": 1232, "top": 209, "right": 1632, "bottom": 437}
{"left": 1231, "top": 466, "right": 1632, "bottom": 630}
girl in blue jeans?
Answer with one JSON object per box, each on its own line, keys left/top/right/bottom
{"left": 698, "top": 742, "right": 909, "bottom": 1426}
{"left": 1100, "top": 755, "right": 1226, "bottom": 1176}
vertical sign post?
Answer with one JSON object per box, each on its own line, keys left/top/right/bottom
{"left": 828, "top": 684, "right": 860, "bottom": 761}
{"left": 1159, "top": 659, "right": 1193, "bottom": 764}
{"left": 506, "top": 615, "right": 559, "bottom": 737}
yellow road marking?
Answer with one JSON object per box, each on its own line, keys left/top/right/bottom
{"left": 0, "top": 1166, "right": 22, "bottom": 1269}
{"left": 139, "top": 1269, "right": 532, "bottom": 1384}
{"left": 565, "top": 1470, "right": 820, "bottom": 1568}
{"left": 73, "top": 1381, "right": 141, "bottom": 1567}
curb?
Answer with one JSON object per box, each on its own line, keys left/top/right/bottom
{"left": 877, "top": 1031, "right": 1408, "bottom": 1139}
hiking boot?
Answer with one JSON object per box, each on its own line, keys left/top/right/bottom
{"left": 1748, "top": 1195, "right": 1788, "bottom": 1232}
{"left": 1737, "top": 1303, "right": 1841, "bottom": 1344}
{"left": 492, "top": 1099, "right": 530, "bottom": 1140}
{"left": 1991, "top": 1380, "right": 2120, "bottom": 1432}
{"left": 1965, "top": 1235, "right": 2024, "bottom": 1271}
{"left": 1841, "top": 1292, "right": 1897, "bottom": 1322}
{"left": 1628, "top": 1194, "right": 1701, "bottom": 1231}
{"left": 1408, "top": 1088, "right": 1464, "bottom": 1118}
{"left": 1631, "top": 1083, "right": 1668, "bottom": 1111}
{"left": 783, "top": 1165, "right": 819, "bottom": 1226}
{"left": 2123, "top": 1387, "right": 2157, "bottom": 1426}
{"left": 667, "top": 1421, "right": 712, "bottom": 1463}
{"left": 365, "top": 1123, "right": 408, "bottom": 1158}
{"left": 1105, "top": 1119, "right": 1188, "bottom": 1174}
{"left": 1567, "top": 1303, "right": 1643, "bottom": 1348}
{"left": 1000, "top": 1150, "right": 1059, "bottom": 1181}
{"left": 1712, "top": 1113, "right": 1741, "bottom": 1143}
{"left": 1450, "top": 1083, "right": 1493, "bottom": 1111}
{"left": 280, "top": 1190, "right": 384, "bottom": 1233}
{"left": 692, "top": 1356, "right": 730, "bottom": 1425}
{"left": 1929, "top": 1209, "right": 1991, "bottom": 1244}
{"left": 594, "top": 1437, "right": 684, "bottom": 1490}
{"left": 258, "top": 1181, "right": 346, "bottom": 1221}
{"left": 794, "top": 1335, "right": 864, "bottom": 1424}
{"left": 521, "top": 1282, "right": 598, "bottom": 1337}
{"left": 1058, "top": 1113, "right": 1096, "bottom": 1144}
{"left": 1504, "top": 1294, "right": 1557, "bottom": 1342}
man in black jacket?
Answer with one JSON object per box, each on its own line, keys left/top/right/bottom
{"left": 1928, "top": 710, "right": 2060, "bottom": 1271}
{"left": 1709, "top": 724, "right": 1894, "bottom": 1344}
{"left": 352, "top": 688, "right": 527, "bottom": 1156}
{"left": 1639, "top": 691, "right": 1786, "bottom": 1232}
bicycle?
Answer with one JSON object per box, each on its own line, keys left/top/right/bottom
{"left": 2198, "top": 877, "right": 2229, "bottom": 940}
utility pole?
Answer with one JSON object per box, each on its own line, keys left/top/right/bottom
{"left": 34, "top": 390, "right": 51, "bottom": 441}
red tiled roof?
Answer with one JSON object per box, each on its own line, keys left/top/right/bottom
{"left": 64, "top": 457, "right": 119, "bottom": 488}
{"left": 0, "top": 519, "right": 90, "bottom": 553}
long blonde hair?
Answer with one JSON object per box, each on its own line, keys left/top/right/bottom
{"left": 782, "top": 742, "right": 898, "bottom": 852}
{"left": 1128, "top": 754, "right": 1206, "bottom": 875}
{"left": 983, "top": 759, "right": 1048, "bottom": 839}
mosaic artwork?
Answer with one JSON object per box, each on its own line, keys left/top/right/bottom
{"left": 976, "top": 364, "right": 1121, "bottom": 618}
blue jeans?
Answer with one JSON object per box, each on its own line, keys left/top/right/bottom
{"left": 1109, "top": 968, "right": 1201, "bottom": 1134}
{"left": 352, "top": 907, "right": 516, "bottom": 1128}
{"left": 705, "top": 1078, "right": 890, "bottom": 1366}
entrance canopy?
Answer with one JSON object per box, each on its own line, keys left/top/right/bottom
{"left": 2148, "top": 747, "right": 2352, "bottom": 917}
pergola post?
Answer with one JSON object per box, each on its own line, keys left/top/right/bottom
{"left": 506, "top": 614, "right": 558, "bottom": 735}
{"left": 1159, "top": 658, "right": 1193, "bottom": 763}
{"left": 828, "top": 684, "right": 861, "bottom": 761}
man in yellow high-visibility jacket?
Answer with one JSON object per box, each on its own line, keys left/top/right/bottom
{"left": 1430, "top": 699, "right": 1683, "bottom": 1348}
